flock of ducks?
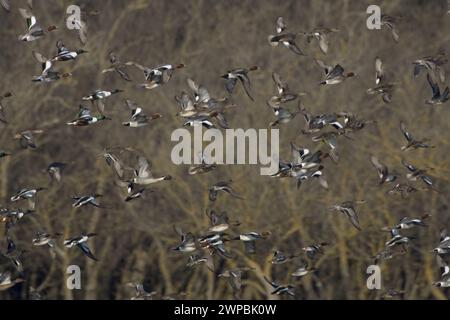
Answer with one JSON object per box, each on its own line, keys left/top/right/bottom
{"left": 0, "top": 2, "right": 450, "bottom": 300}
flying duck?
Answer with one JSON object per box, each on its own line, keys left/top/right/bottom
{"left": 0, "top": 272, "right": 24, "bottom": 291}
{"left": 264, "top": 276, "right": 295, "bottom": 296}
{"left": 206, "top": 209, "right": 240, "bottom": 233}
{"left": 433, "top": 255, "right": 450, "bottom": 287}
{"left": 233, "top": 231, "right": 271, "bottom": 254}
{"left": 370, "top": 155, "right": 397, "bottom": 184}
{"left": 186, "top": 251, "right": 214, "bottom": 272}
{"left": 329, "top": 200, "right": 365, "bottom": 231}
{"left": 400, "top": 121, "right": 434, "bottom": 150}
{"left": 302, "top": 242, "right": 328, "bottom": 260}
{"left": 316, "top": 59, "right": 355, "bottom": 85}
{"left": 188, "top": 153, "right": 217, "bottom": 175}
{"left": 198, "top": 232, "right": 232, "bottom": 259}
{"left": 47, "top": 162, "right": 67, "bottom": 183}
{"left": 10, "top": 187, "right": 46, "bottom": 210}
{"left": 425, "top": 73, "right": 449, "bottom": 105}
{"left": 52, "top": 40, "right": 87, "bottom": 61}
{"left": 64, "top": 233, "right": 98, "bottom": 261}
{"left": 125, "top": 62, "right": 185, "bottom": 89}
{"left": 432, "top": 229, "right": 450, "bottom": 255}
{"left": 14, "top": 129, "right": 43, "bottom": 149}
{"left": 372, "top": 247, "right": 406, "bottom": 265}
{"left": 387, "top": 182, "right": 419, "bottom": 199}
{"left": 385, "top": 228, "right": 414, "bottom": 248}
{"left": 269, "top": 103, "right": 302, "bottom": 127}
{"left": 303, "top": 27, "right": 339, "bottom": 54}
{"left": 268, "top": 17, "right": 305, "bottom": 55}
{"left": 172, "top": 225, "right": 197, "bottom": 253}
{"left": 209, "top": 180, "right": 244, "bottom": 201}
{"left": 130, "top": 155, "right": 171, "bottom": 185}
{"left": 32, "top": 232, "right": 62, "bottom": 258}
{"left": 67, "top": 105, "right": 111, "bottom": 126}
{"left": 291, "top": 261, "right": 317, "bottom": 278}
{"left": 72, "top": 194, "right": 104, "bottom": 208}
{"left": 183, "top": 116, "right": 215, "bottom": 129}
{"left": 221, "top": 66, "right": 259, "bottom": 100}
{"left": 82, "top": 89, "right": 123, "bottom": 114}
{"left": 122, "top": 100, "right": 162, "bottom": 127}
{"left": 380, "top": 14, "right": 400, "bottom": 42}
{"left": 3, "top": 237, "right": 24, "bottom": 272}
{"left": 102, "top": 52, "right": 131, "bottom": 81}
{"left": 402, "top": 159, "right": 439, "bottom": 192}
{"left": 270, "top": 250, "right": 300, "bottom": 264}
{"left": 18, "top": 8, "right": 56, "bottom": 41}
{"left": 218, "top": 267, "right": 254, "bottom": 299}
{"left": 366, "top": 57, "right": 395, "bottom": 103}
{"left": 413, "top": 53, "right": 447, "bottom": 83}
{"left": 126, "top": 283, "right": 157, "bottom": 300}
{"left": 267, "top": 72, "right": 306, "bottom": 109}
{"left": 0, "top": 91, "right": 12, "bottom": 124}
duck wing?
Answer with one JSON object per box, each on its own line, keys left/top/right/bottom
{"left": 77, "top": 242, "right": 98, "bottom": 261}
{"left": 244, "top": 240, "right": 256, "bottom": 254}
{"left": 1, "top": 0, "right": 10, "bottom": 12}
{"left": 326, "top": 64, "right": 344, "bottom": 80}
{"left": 427, "top": 73, "right": 441, "bottom": 99}
{"left": 136, "top": 156, "right": 152, "bottom": 178}
{"left": 400, "top": 121, "right": 413, "bottom": 142}
{"left": 225, "top": 78, "right": 237, "bottom": 94}
{"left": 237, "top": 74, "right": 254, "bottom": 100}
{"left": 272, "top": 72, "right": 289, "bottom": 95}
{"left": 276, "top": 17, "right": 286, "bottom": 33}
{"left": 318, "top": 34, "right": 329, "bottom": 54}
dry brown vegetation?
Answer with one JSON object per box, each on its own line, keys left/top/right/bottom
{"left": 0, "top": 0, "right": 450, "bottom": 300}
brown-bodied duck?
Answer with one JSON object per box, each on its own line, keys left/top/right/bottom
{"left": 370, "top": 155, "right": 397, "bottom": 184}
{"left": 303, "top": 27, "right": 339, "bottom": 54}
{"left": 329, "top": 200, "right": 365, "bottom": 231}
{"left": 218, "top": 267, "right": 254, "bottom": 299}
{"left": 209, "top": 180, "right": 243, "bottom": 202}
{"left": 267, "top": 72, "right": 306, "bottom": 109}
{"left": 401, "top": 159, "right": 439, "bottom": 192}
{"left": 425, "top": 73, "right": 449, "bottom": 105}
{"left": 102, "top": 52, "right": 131, "bottom": 81}
{"left": 381, "top": 14, "right": 400, "bottom": 42}
{"left": 367, "top": 57, "right": 395, "bottom": 103}
{"left": 14, "top": 129, "right": 43, "bottom": 149}
{"left": 400, "top": 121, "right": 434, "bottom": 150}
{"left": 268, "top": 17, "right": 305, "bottom": 55}
{"left": 122, "top": 99, "right": 162, "bottom": 127}
{"left": 413, "top": 53, "right": 447, "bottom": 83}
